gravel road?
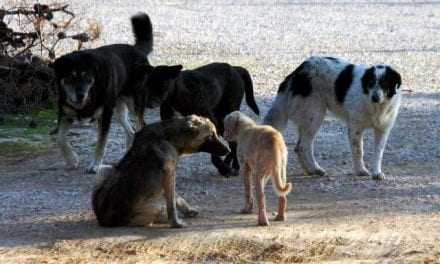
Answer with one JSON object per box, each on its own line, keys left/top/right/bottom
{"left": 1, "top": 1, "right": 440, "bottom": 263}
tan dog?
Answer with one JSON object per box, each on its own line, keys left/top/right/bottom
{"left": 224, "top": 111, "right": 292, "bottom": 226}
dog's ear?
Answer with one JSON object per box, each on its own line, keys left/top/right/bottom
{"left": 384, "top": 66, "right": 402, "bottom": 89}
{"left": 382, "top": 66, "right": 402, "bottom": 98}
{"left": 182, "top": 115, "right": 202, "bottom": 138}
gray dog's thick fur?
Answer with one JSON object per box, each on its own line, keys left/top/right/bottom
{"left": 92, "top": 115, "right": 230, "bottom": 228}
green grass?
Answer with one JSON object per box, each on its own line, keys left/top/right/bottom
{"left": 0, "top": 108, "right": 57, "bottom": 156}
{"left": 0, "top": 141, "right": 48, "bottom": 156}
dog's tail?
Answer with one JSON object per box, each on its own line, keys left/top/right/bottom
{"left": 131, "top": 12, "right": 153, "bottom": 55}
{"left": 272, "top": 150, "right": 292, "bottom": 196}
{"left": 234, "top": 66, "right": 260, "bottom": 115}
{"left": 263, "top": 77, "right": 290, "bottom": 132}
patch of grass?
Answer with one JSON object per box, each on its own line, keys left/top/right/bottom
{"left": 0, "top": 108, "right": 57, "bottom": 139}
{"left": 0, "top": 141, "right": 49, "bottom": 156}
{"left": 0, "top": 107, "right": 57, "bottom": 156}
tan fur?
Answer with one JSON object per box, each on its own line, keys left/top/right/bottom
{"left": 224, "top": 111, "right": 292, "bottom": 226}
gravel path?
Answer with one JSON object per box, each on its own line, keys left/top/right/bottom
{"left": 1, "top": 1, "right": 440, "bottom": 263}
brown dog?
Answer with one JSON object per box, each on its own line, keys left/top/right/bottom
{"left": 224, "top": 111, "right": 292, "bottom": 226}
{"left": 92, "top": 115, "right": 230, "bottom": 228}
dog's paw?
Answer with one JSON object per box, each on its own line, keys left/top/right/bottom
{"left": 258, "top": 220, "right": 270, "bottom": 226}
{"left": 314, "top": 168, "right": 327, "bottom": 176}
{"left": 182, "top": 209, "right": 199, "bottom": 218}
{"left": 219, "top": 167, "right": 239, "bottom": 177}
{"left": 65, "top": 153, "right": 79, "bottom": 170}
{"left": 273, "top": 214, "right": 286, "bottom": 222}
{"left": 355, "top": 168, "right": 371, "bottom": 177}
{"left": 230, "top": 168, "right": 239, "bottom": 177}
{"left": 171, "top": 219, "right": 186, "bottom": 228}
{"left": 372, "top": 172, "right": 386, "bottom": 181}
{"left": 241, "top": 207, "right": 253, "bottom": 214}
{"left": 86, "top": 162, "right": 98, "bottom": 174}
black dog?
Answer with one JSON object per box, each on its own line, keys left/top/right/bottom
{"left": 92, "top": 115, "right": 230, "bottom": 228}
{"left": 53, "top": 13, "right": 182, "bottom": 173}
{"left": 147, "top": 62, "right": 260, "bottom": 177}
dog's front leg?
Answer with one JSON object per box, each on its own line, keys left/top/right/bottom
{"left": 115, "top": 101, "right": 135, "bottom": 148}
{"left": 87, "top": 108, "right": 113, "bottom": 174}
{"left": 163, "top": 163, "right": 185, "bottom": 228}
{"left": 58, "top": 116, "right": 78, "bottom": 169}
{"left": 372, "top": 128, "right": 391, "bottom": 180}
{"left": 348, "top": 126, "right": 370, "bottom": 176}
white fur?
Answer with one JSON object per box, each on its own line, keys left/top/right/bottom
{"left": 264, "top": 56, "right": 401, "bottom": 180}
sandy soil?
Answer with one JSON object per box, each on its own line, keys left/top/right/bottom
{"left": 1, "top": 1, "right": 440, "bottom": 263}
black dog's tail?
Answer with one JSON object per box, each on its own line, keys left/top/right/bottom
{"left": 234, "top": 66, "right": 260, "bottom": 115}
{"left": 131, "top": 12, "right": 153, "bottom": 55}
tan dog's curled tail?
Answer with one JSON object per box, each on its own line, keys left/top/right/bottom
{"left": 273, "top": 151, "right": 292, "bottom": 196}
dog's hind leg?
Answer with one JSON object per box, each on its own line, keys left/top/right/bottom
{"left": 348, "top": 125, "right": 370, "bottom": 177}
{"left": 115, "top": 101, "right": 135, "bottom": 149}
{"left": 255, "top": 172, "right": 269, "bottom": 226}
{"left": 294, "top": 107, "right": 326, "bottom": 176}
{"left": 58, "top": 116, "right": 78, "bottom": 169}
{"left": 371, "top": 128, "right": 391, "bottom": 180}
{"left": 87, "top": 108, "right": 113, "bottom": 174}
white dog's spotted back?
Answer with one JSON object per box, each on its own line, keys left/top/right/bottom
{"left": 264, "top": 56, "right": 402, "bottom": 180}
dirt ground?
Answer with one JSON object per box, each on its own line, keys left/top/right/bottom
{"left": 1, "top": 1, "right": 440, "bottom": 263}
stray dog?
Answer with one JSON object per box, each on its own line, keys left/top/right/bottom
{"left": 92, "top": 115, "right": 230, "bottom": 228}
{"left": 148, "top": 62, "right": 260, "bottom": 177}
{"left": 264, "top": 56, "right": 402, "bottom": 180}
{"left": 53, "top": 13, "right": 182, "bottom": 173}
{"left": 224, "top": 111, "right": 292, "bottom": 226}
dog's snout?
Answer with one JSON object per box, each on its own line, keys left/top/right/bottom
{"left": 371, "top": 93, "right": 380, "bottom": 103}
{"left": 199, "top": 135, "right": 230, "bottom": 156}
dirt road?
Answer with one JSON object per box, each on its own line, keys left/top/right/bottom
{"left": 1, "top": 1, "right": 440, "bottom": 263}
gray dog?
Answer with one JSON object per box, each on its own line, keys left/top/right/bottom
{"left": 92, "top": 115, "right": 230, "bottom": 228}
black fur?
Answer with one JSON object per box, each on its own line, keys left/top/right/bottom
{"left": 53, "top": 13, "right": 182, "bottom": 173}
{"left": 381, "top": 66, "right": 402, "bottom": 98}
{"left": 151, "top": 62, "right": 260, "bottom": 177}
{"left": 131, "top": 13, "right": 153, "bottom": 54}
{"left": 325, "top": 56, "right": 339, "bottom": 62}
{"left": 334, "top": 64, "right": 354, "bottom": 104}
{"left": 280, "top": 61, "right": 313, "bottom": 97}
{"left": 361, "top": 66, "right": 377, "bottom": 94}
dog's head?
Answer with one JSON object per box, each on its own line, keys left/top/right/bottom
{"left": 361, "top": 65, "right": 402, "bottom": 104}
{"left": 178, "top": 115, "right": 230, "bottom": 156}
{"left": 53, "top": 52, "right": 97, "bottom": 110}
{"left": 223, "top": 111, "right": 255, "bottom": 142}
{"left": 144, "top": 65, "right": 182, "bottom": 108}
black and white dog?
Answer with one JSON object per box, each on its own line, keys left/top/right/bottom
{"left": 53, "top": 13, "right": 182, "bottom": 173}
{"left": 264, "top": 56, "right": 402, "bottom": 180}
